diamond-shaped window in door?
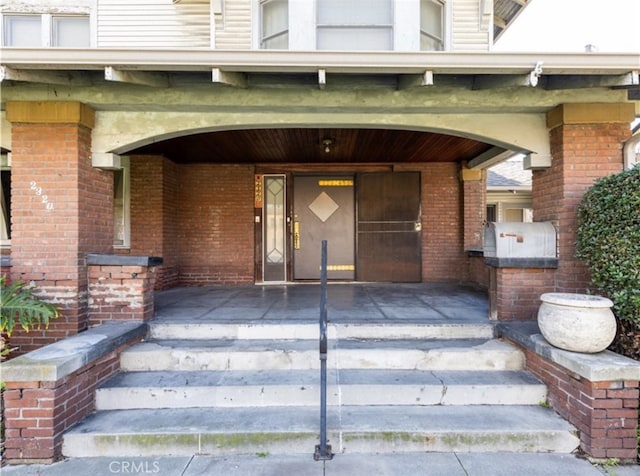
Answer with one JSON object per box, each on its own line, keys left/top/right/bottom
{"left": 308, "top": 191, "right": 339, "bottom": 222}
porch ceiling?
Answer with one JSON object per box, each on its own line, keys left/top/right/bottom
{"left": 129, "top": 127, "right": 494, "bottom": 164}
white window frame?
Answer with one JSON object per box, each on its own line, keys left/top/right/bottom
{"left": 113, "top": 157, "right": 131, "bottom": 249}
{"left": 1, "top": 13, "right": 90, "bottom": 47}
{"left": 420, "top": 0, "right": 446, "bottom": 51}
{"left": 254, "top": 0, "right": 448, "bottom": 51}
{"left": 316, "top": 0, "right": 394, "bottom": 51}
{"left": 0, "top": 154, "right": 11, "bottom": 248}
{"left": 259, "top": 0, "right": 289, "bottom": 49}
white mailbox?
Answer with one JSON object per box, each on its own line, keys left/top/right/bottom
{"left": 484, "top": 222, "right": 556, "bottom": 259}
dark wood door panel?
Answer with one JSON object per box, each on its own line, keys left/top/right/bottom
{"left": 357, "top": 172, "right": 421, "bottom": 282}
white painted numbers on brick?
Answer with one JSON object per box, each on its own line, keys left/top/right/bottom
{"left": 30, "top": 180, "right": 54, "bottom": 210}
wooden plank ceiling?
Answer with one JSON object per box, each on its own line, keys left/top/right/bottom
{"left": 130, "top": 128, "right": 493, "bottom": 164}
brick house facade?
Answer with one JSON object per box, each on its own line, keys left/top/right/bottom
{"left": 1, "top": 0, "right": 639, "bottom": 464}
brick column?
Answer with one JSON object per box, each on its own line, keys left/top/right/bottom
{"left": 126, "top": 155, "right": 179, "bottom": 289}
{"left": 460, "top": 166, "right": 486, "bottom": 251}
{"left": 533, "top": 103, "right": 634, "bottom": 294}
{"left": 5, "top": 102, "right": 113, "bottom": 353}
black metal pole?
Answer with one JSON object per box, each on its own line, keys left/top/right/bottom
{"left": 314, "top": 240, "right": 333, "bottom": 461}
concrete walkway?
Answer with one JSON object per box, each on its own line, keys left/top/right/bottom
{"left": 4, "top": 453, "right": 636, "bottom": 476}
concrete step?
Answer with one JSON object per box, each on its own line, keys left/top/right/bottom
{"left": 95, "top": 369, "right": 547, "bottom": 410}
{"left": 62, "top": 405, "right": 579, "bottom": 457}
{"left": 148, "top": 321, "right": 495, "bottom": 341}
{"left": 120, "top": 338, "right": 524, "bottom": 372}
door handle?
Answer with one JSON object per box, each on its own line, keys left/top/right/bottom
{"left": 294, "top": 221, "right": 301, "bottom": 249}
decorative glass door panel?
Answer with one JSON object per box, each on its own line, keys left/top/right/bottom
{"left": 263, "top": 175, "right": 286, "bottom": 282}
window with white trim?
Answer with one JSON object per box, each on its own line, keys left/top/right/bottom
{"left": 0, "top": 164, "right": 10, "bottom": 246}
{"left": 2, "top": 14, "right": 89, "bottom": 47}
{"left": 113, "top": 158, "right": 131, "bottom": 248}
{"left": 317, "top": 0, "right": 393, "bottom": 51}
{"left": 420, "top": 0, "right": 444, "bottom": 51}
{"left": 260, "top": 0, "right": 289, "bottom": 49}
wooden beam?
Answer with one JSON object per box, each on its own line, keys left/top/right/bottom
{"left": 468, "top": 147, "right": 513, "bottom": 169}
{"left": 0, "top": 65, "right": 91, "bottom": 86}
{"left": 211, "top": 68, "right": 247, "bottom": 88}
{"left": 507, "top": 0, "right": 529, "bottom": 6}
{"left": 493, "top": 14, "right": 507, "bottom": 30}
{"left": 104, "top": 66, "right": 169, "bottom": 87}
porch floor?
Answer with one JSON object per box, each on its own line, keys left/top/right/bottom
{"left": 153, "top": 282, "right": 489, "bottom": 324}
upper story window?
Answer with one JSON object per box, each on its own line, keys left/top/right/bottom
{"left": 261, "top": 0, "right": 289, "bottom": 49}
{"left": 256, "top": 0, "right": 446, "bottom": 51}
{"left": 420, "top": 0, "right": 444, "bottom": 51}
{"left": 316, "top": 0, "right": 393, "bottom": 51}
{"left": 2, "top": 14, "right": 90, "bottom": 47}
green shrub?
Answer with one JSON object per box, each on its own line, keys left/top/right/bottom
{"left": 0, "top": 275, "right": 60, "bottom": 357}
{"left": 576, "top": 165, "right": 640, "bottom": 357}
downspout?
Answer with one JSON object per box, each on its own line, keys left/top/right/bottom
{"left": 623, "top": 132, "right": 640, "bottom": 170}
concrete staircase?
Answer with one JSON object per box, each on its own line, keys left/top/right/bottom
{"left": 62, "top": 320, "right": 579, "bottom": 457}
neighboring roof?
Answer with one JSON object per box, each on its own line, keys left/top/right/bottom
{"left": 488, "top": 157, "right": 532, "bottom": 189}
{"left": 494, "top": 0, "right": 531, "bottom": 42}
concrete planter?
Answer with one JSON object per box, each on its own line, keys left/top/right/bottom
{"left": 537, "top": 293, "right": 616, "bottom": 353}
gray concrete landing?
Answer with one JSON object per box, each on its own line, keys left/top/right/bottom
{"left": 152, "top": 283, "right": 490, "bottom": 324}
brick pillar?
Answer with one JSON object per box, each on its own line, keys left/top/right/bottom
{"left": 461, "top": 166, "right": 486, "bottom": 251}
{"left": 533, "top": 103, "right": 634, "bottom": 294}
{"left": 5, "top": 102, "right": 113, "bottom": 353}
{"left": 126, "top": 155, "right": 179, "bottom": 289}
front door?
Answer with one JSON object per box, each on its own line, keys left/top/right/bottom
{"left": 356, "top": 172, "right": 422, "bottom": 282}
{"left": 293, "top": 176, "right": 355, "bottom": 280}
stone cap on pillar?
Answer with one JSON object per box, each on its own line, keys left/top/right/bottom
{"left": 87, "top": 254, "right": 163, "bottom": 267}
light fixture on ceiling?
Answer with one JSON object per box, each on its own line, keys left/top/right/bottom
{"left": 322, "top": 138, "right": 333, "bottom": 153}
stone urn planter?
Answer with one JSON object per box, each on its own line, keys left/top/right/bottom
{"left": 537, "top": 292, "right": 617, "bottom": 353}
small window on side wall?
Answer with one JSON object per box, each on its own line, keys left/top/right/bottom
{"left": 3, "top": 15, "right": 42, "bottom": 47}
{"left": 1, "top": 167, "right": 10, "bottom": 244}
{"left": 113, "top": 157, "right": 130, "bottom": 248}
{"left": 2, "top": 14, "right": 90, "bottom": 47}
{"left": 52, "top": 16, "right": 90, "bottom": 47}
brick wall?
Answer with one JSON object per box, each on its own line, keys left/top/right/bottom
{"left": 3, "top": 339, "right": 139, "bottom": 464}
{"left": 88, "top": 264, "right": 157, "bottom": 326}
{"left": 533, "top": 121, "right": 629, "bottom": 294}
{"left": 7, "top": 114, "right": 113, "bottom": 354}
{"left": 125, "top": 156, "right": 179, "bottom": 290}
{"left": 418, "top": 163, "right": 466, "bottom": 282}
{"left": 492, "top": 268, "right": 556, "bottom": 320}
{"left": 523, "top": 347, "right": 639, "bottom": 461}
{"left": 177, "top": 164, "right": 255, "bottom": 285}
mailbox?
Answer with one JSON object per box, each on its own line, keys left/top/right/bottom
{"left": 484, "top": 222, "right": 556, "bottom": 259}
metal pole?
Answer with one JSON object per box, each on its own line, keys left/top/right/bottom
{"left": 314, "top": 240, "right": 333, "bottom": 461}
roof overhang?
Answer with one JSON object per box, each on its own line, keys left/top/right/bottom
{"left": 1, "top": 49, "right": 637, "bottom": 75}
{"left": 1, "top": 49, "right": 638, "bottom": 96}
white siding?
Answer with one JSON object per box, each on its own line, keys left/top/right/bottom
{"left": 214, "top": 0, "right": 251, "bottom": 49}
{"left": 450, "top": 0, "right": 490, "bottom": 51}
{"left": 97, "top": 0, "right": 210, "bottom": 48}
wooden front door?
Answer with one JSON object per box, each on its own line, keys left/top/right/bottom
{"left": 293, "top": 176, "right": 355, "bottom": 280}
{"left": 356, "top": 172, "right": 422, "bottom": 282}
